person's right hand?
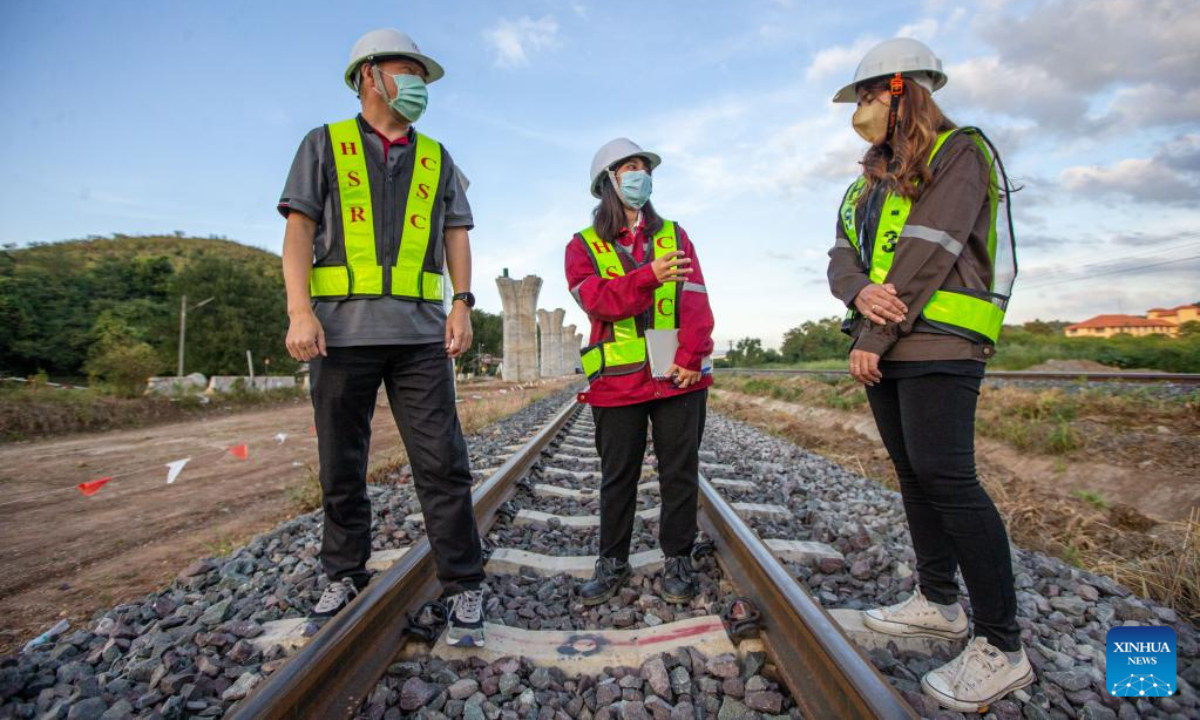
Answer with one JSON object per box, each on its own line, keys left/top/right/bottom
{"left": 650, "top": 250, "right": 693, "bottom": 283}
{"left": 286, "top": 310, "right": 327, "bottom": 362}
{"left": 853, "top": 283, "right": 907, "bottom": 325}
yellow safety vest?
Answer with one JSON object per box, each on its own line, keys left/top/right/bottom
{"left": 579, "top": 221, "right": 680, "bottom": 380}
{"left": 309, "top": 118, "right": 445, "bottom": 302}
{"left": 840, "top": 127, "right": 1017, "bottom": 345}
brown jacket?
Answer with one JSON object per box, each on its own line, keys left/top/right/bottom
{"left": 827, "top": 132, "right": 996, "bottom": 362}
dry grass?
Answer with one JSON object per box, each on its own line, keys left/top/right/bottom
{"left": 712, "top": 387, "right": 1200, "bottom": 623}
{"left": 0, "top": 385, "right": 309, "bottom": 442}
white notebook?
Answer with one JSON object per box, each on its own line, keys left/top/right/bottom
{"left": 645, "top": 329, "right": 713, "bottom": 378}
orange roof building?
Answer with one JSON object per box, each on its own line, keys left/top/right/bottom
{"left": 1065, "top": 305, "right": 1198, "bottom": 338}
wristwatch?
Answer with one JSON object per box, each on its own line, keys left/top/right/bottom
{"left": 452, "top": 291, "right": 476, "bottom": 308}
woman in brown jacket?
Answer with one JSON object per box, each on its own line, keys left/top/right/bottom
{"left": 826, "top": 38, "right": 1030, "bottom": 713}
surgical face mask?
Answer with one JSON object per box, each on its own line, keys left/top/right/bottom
{"left": 373, "top": 65, "right": 429, "bottom": 123}
{"left": 852, "top": 97, "right": 890, "bottom": 145}
{"left": 611, "top": 169, "right": 653, "bottom": 209}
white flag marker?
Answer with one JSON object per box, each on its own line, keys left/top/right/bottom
{"left": 165, "top": 458, "right": 191, "bottom": 485}
{"left": 275, "top": 433, "right": 288, "bottom": 444}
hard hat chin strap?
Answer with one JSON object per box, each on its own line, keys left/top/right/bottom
{"left": 886, "top": 72, "right": 904, "bottom": 142}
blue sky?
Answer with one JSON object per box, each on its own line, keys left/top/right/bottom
{"left": 2, "top": 0, "right": 1198, "bottom": 350}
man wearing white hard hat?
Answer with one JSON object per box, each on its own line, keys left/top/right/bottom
{"left": 825, "top": 38, "right": 1028, "bottom": 711}
{"left": 279, "top": 28, "right": 484, "bottom": 647}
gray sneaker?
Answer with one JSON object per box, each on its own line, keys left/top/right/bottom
{"left": 446, "top": 589, "right": 485, "bottom": 648}
{"left": 308, "top": 578, "right": 361, "bottom": 620}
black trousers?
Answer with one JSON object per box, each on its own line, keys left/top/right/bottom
{"left": 592, "top": 389, "right": 707, "bottom": 561}
{"left": 309, "top": 343, "right": 484, "bottom": 595}
{"left": 866, "top": 373, "right": 1021, "bottom": 651}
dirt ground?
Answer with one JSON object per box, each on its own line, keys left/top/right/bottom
{"left": 0, "top": 379, "right": 566, "bottom": 655}
{"left": 711, "top": 389, "right": 1200, "bottom": 522}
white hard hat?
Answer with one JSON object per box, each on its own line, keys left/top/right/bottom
{"left": 345, "top": 28, "right": 445, "bottom": 92}
{"left": 589, "top": 138, "right": 662, "bottom": 199}
{"left": 831, "top": 37, "right": 947, "bottom": 103}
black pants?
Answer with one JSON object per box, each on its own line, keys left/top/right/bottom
{"left": 592, "top": 389, "right": 707, "bottom": 561}
{"left": 866, "top": 373, "right": 1021, "bottom": 651}
{"left": 309, "top": 343, "right": 484, "bottom": 595}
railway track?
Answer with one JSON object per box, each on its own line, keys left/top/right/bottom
{"left": 230, "top": 396, "right": 917, "bottom": 719}
{"left": 716, "top": 368, "right": 1200, "bottom": 384}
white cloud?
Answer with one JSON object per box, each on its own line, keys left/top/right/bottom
{"left": 1107, "top": 84, "right": 1200, "bottom": 129}
{"left": 896, "top": 18, "right": 939, "bottom": 42}
{"left": 805, "top": 36, "right": 879, "bottom": 82}
{"left": 482, "top": 15, "right": 560, "bottom": 69}
{"left": 979, "top": 0, "right": 1200, "bottom": 92}
{"left": 1060, "top": 149, "right": 1199, "bottom": 207}
{"left": 939, "top": 55, "right": 1088, "bottom": 131}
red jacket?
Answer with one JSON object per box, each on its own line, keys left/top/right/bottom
{"left": 565, "top": 217, "right": 715, "bottom": 407}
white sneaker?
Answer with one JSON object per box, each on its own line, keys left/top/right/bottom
{"left": 922, "top": 636, "right": 1035, "bottom": 712}
{"left": 446, "top": 589, "right": 485, "bottom": 648}
{"left": 862, "top": 588, "right": 969, "bottom": 640}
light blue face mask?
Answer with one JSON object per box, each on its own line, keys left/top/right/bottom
{"left": 612, "top": 169, "right": 653, "bottom": 209}
{"left": 373, "top": 66, "right": 429, "bottom": 123}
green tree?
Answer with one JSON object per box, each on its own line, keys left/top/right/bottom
{"left": 85, "top": 310, "right": 164, "bottom": 396}
{"left": 462, "top": 308, "right": 503, "bottom": 375}
{"left": 780, "top": 317, "right": 850, "bottom": 362}
{"left": 168, "top": 255, "right": 296, "bottom": 375}
{"left": 726, "top": 337, "right": 766, "bottom": 367}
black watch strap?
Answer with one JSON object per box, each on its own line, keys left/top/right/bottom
{"left": 452, "top": 291, "right": 476, "bottom": 308}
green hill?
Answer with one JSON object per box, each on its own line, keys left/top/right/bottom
{"left": 0, "top": 234, "right": 295, "bottom": 383}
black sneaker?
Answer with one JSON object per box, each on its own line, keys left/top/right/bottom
{"left": 446, "top": 589, "right": 485, "bottom": 648}
{"left": 308, "top": 577, "right": 362, "bottom": 620}
{"left": 580, "top": 557, "right": 631, "bottom": 606}
{"left": 662, "top": 556, "right": 697, "bottom": 604}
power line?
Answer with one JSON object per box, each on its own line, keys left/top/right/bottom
{"left": 1021, "top": 254, "right": 1200, "bottom": 290}
{"left": 1021, "top": 236, "right": 1200, "bottom": 282}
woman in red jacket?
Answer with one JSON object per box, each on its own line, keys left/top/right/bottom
{"left": 565, "top": 138, "right": 715, "bottom": 606}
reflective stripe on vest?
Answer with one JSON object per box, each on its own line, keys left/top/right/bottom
{"left": 578, "top": 221, "right": 680, "bottom": 380}
{"left": 838, "top": 128, "right": 1012, "bottom": 345}
{"left": 310, "top": 119, "right": 445, "bottom": 302}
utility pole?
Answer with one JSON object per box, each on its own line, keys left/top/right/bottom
{"left": 246, "top": 350, "right": 255, "bottom": 383}
{"left": 177, "top": 295, "right": 215, "bottom": 376}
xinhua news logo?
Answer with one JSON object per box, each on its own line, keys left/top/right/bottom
{"left": 1106, "top": 626, "right": 1176, "bottom": 697}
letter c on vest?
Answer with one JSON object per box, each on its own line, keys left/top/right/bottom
{"left": 657, "top": 298, "right": 674, "bottom": 315}
{"left": 409, "top": 214, "right": 428, "bottom": 230}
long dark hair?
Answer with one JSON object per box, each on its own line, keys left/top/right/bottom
{"left": 858, "top": 77, "right": 956, "bottom": 204}
{"left": 591, "top": 173, "right": 664, "bottom": 244}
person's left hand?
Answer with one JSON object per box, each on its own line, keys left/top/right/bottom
{"left": 446, "top": 303, "right": 473, "bottom": 358}
{"left": 848, "top": 349, "right": 882, "bottom": 386}
{"left": 665, "top": 364, "right": 703, "bottom": 389}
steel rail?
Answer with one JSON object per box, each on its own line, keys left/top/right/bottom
{"left": 234, "top": 396, "right": 916, "bottom": 719}
{"left": 716, "top": 367, "right": 1200, "bottom": 384}
{"left": 697, "top": 473, "right": 916, "bottom": 719}
{"left": 230, "top": 398, "right": 579, "bottom": 719}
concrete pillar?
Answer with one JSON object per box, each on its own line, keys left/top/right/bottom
{"left": 497, "top": 274, "right": 542, "bottom": 382}
{"left": 560, "top": 324, "right": 576, "bottom": 377}
{"left": 551, "top": 309, "right": 565, "bottom": 376}
{"left": 538, "top": 308, "right": 565, "bottom": 378}
{"left": 570, "top": 332, "right": 584, "bottom": 374}
{"left": 536, "top": 309, "right": 551, "bottom": 378}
